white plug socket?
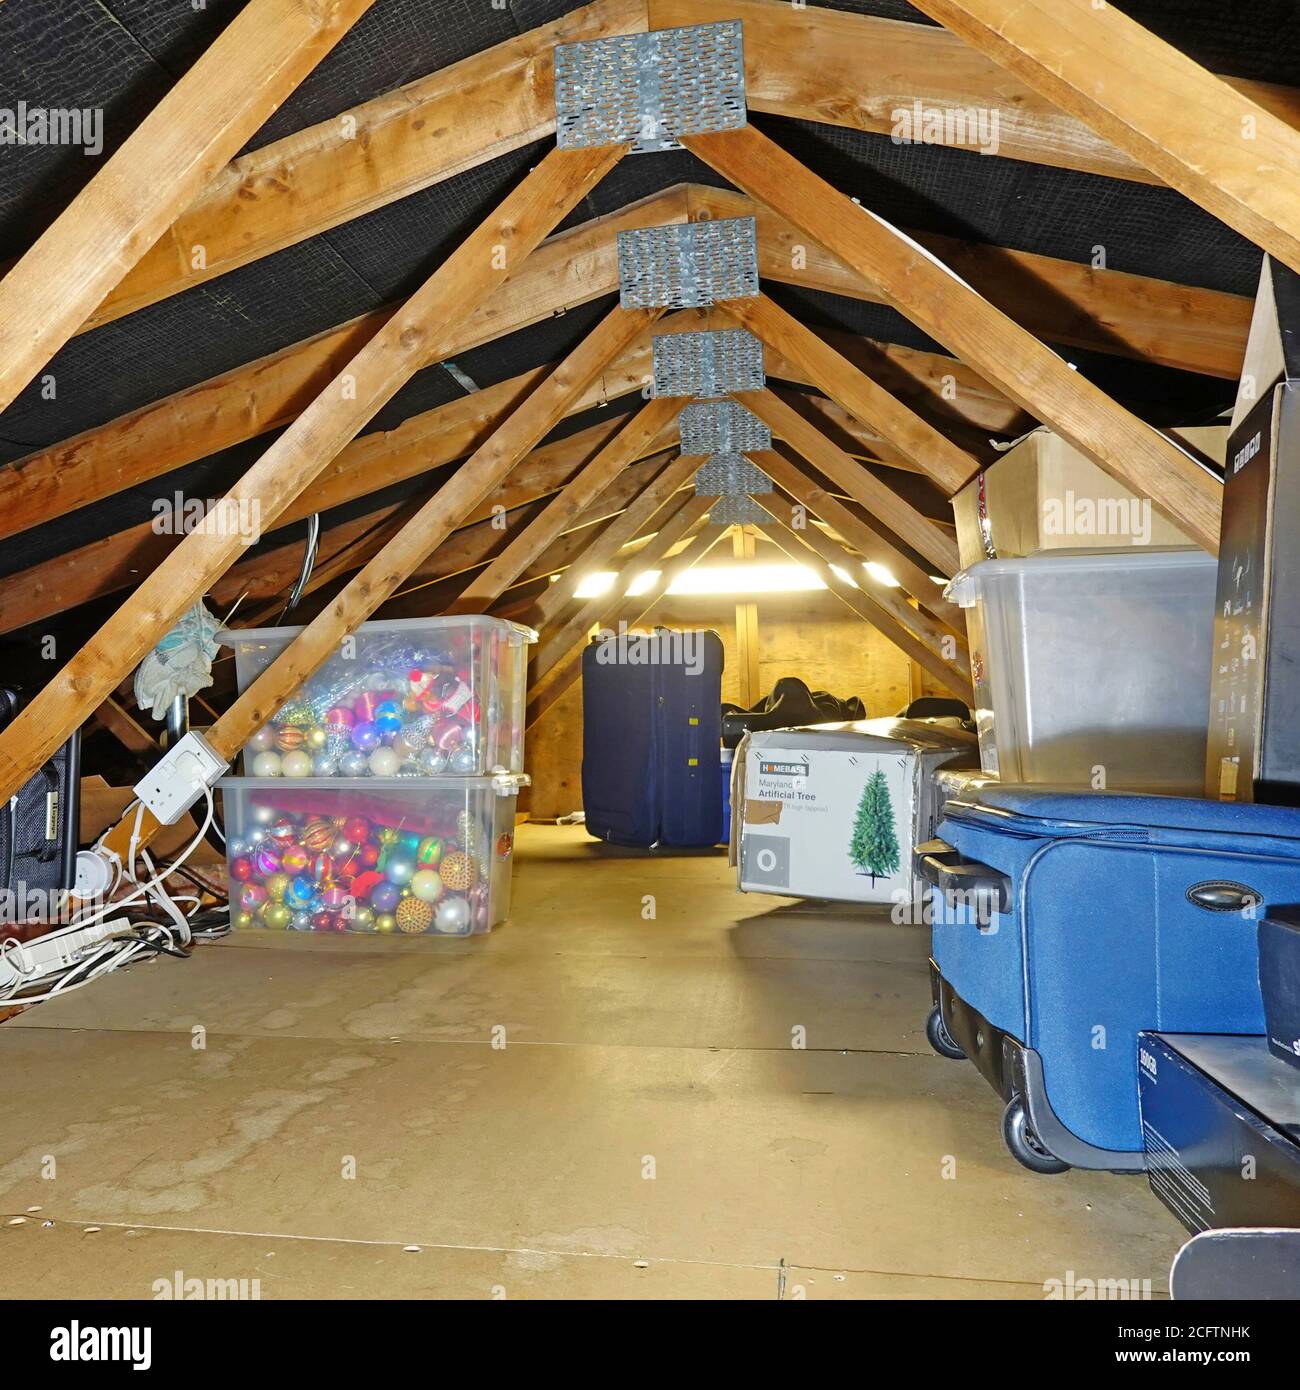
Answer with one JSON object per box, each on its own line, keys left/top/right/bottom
{"left": 132, "top": 730, "right": 228, "bottom": 825}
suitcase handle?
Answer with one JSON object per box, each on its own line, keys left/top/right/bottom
{"left": 914, "top": 838, "right": 1011, "bottom": 915}
{"left": 1186, "top": 880, "right": 1262, "bottom": 914}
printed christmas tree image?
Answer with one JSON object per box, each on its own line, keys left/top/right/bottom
{"left": 849, "top": 769, "right": 901, "bottom": 883}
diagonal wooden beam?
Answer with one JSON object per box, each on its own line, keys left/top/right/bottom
{"left": 754, "top": 511, "right": 973, "bottom": 704}
{"left": 528, "top": 453, "right": 703, "bottom": 628}
{"left": 93, "top": 697, "right": 161, "bottom": 758}
{"left": 531, "top": 490, "right": 712, "bottom": 683}
{"left": 749, "top": 448, "right": 962, "bottom": 631}
{"left": 76, "top": 0, "right": 649, "bottom": 332}
{"left": 0, "top": 0, "right": 375, "bottom": 414}
{"left": 692, "top": 185, "right": 1251, "bottom": 382}
{"left": 0, "top": 142, "right": 626, "bottom": 803}
{"left": 720, "top": 293, "right": 979, "bottom": 495}
{"left": 527, "top": 506, "right": 724, "bottom": 730}
{"left": 445, "top": 396, "right": 682, "bottom": 615}
{"left": 683, "top": 124, "right": 1224, "bottom": 553}
{"left": 0, "top": 189, "right": 689, "bottom": 543}
{"left": 652, "top": 0, "right": 1300, "bottom": 185}
{"left": 211, "top": 303, "right": 657, "bottom": 755}
{"left": 911, "top": 0, "right": 1300, "bottom": 274}
{"left": 738, "top": 388, "right": 961, "bottom": 576}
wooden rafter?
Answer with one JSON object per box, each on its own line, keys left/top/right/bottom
{"left": 0, "top": 0, "right": 375, "bottom": 415}
{"left": 720, "top": 294, "right": 979, "bottom": 495}
{"left": 911, "top": 0, "right": 1300, "bottom": 274}
{"left": 445, "top": 396, "right": 682, "bottom": 615}
{"left": 529, "top": 453, "right": 703, "bottom": 627}
{"left": 531, "top": 491, "right": 712, "bottom": 683}
{"left": 526, "top": 505, "right": 724, "bottom": 730}
{"left": 0, "top": 142, "right": 626, "bottom": 803}
{"left": 71, "top": 0, "right": 649, "bottom": 332}
{"left": 683, "top": 124, "right": 1224, "bottom": 553}
{"left": 754, "top": 511, "right": 973, "bottom": 704}
{"left": 738, "top": 389, "right": 961, "bottom": 577}
{"left": 651, "top": 0, "right": 1300, "bottom": 185}
{"left": 749, "top": 448, "right": 962, "bottom": 632}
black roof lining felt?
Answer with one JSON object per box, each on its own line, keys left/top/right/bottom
{"left": 0, "top": 0, "right": 1292, "bottom": 634}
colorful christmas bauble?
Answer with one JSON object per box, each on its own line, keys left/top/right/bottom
{"left": 370, "top": 880, "right": 401, "bottom": 913}
{"left": 368, "top": 747, "right": 399, "bottom": 777}
{"left": 342, "top": 817, "right": 371, "bottom": 845}
{"left": 248, "top": 726, "right": 275, "bottom": 753}
{"left": 233, "top": 910, "right": 255, "bottom": 930}
{"left": 274, "top": 726, "right": 306, "bottom": 753}
{"left": 291, "top": 911, "right": 314, "bottom": 932}
{"left": 306, "top": 726, "right": 328, "bottom": 750}
{"left": 395, "top": 896, "right": 434, "bottom": 935}
{"left": 281, "top": 751, "right": 313, "bottom": 778}
{"left": 324, "top": 706, "right": 355, "bottom": 730}
{"left": 434, "top": 895, "right": 472, "bottom": 934}
{"left": 281, "top": 844, "right": 310, "bottom": 873}
{"left": 285, "top": 876, "right": 315, "bottom": 909}
{"left": 438, "top": 850, "right": 476, "bottom": 892}
{"left": 416, "top": 836, "right": 444, "bottom": 867}
{"left": 410, "top": 869, "right": 443, "bottom": 903}
{"left": 384, "top": 850, "right": 416, "bottom": 886}
{"left": 253, "top": 845, "right": 282, "bottom": 876}
{"left": 262, "top": 902, "right": 292, "bottom": 930}
{"left": 264, "top": 872, "right": 291, "bottom": 901}
{"left": 373, "top": 912, "right": 398, "bottom": 934}
{"left": 301, "top": 817, "right": 335, "bottom": 850}
{"left": 230, "top": 856, "right": 254, "bottom": 882}
{"left": 339, "top": 750, "right": 369, "bottom": 777}
{"left": 251, "top": 751, "right": 282, "bottom": 777}
{"left": 351, "top": 721, "right": 379, "bottom": 753}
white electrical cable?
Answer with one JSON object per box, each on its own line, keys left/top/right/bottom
{"left": 0, "top": 786, "right": 223, "bottom": 1003}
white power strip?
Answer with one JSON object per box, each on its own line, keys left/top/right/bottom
{"left": 0, "top": 918, "right": 135, "bottom": 995}
{"left": 133, "top": 730, "right": 228, "bottom": 825}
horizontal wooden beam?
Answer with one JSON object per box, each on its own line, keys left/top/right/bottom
{"left": 911, "top": 0, "right": 1300, "bottom": 274}
{"left": 685, "top": 124, "right": 1224, "bottom": 553}
{"left": 77, "top": 0, "right": 649, "bottom": 332}
{"left": 652, "top": 0, "right": 1300, "bottom": 186}
{"left": 0, "top": 0, "right": 374, "bottom": 415}
{"left": 0, "top": 143, "right": 625, "bottom": 803}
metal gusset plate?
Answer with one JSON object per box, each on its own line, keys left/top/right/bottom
{"left": 653, "top": 328, "right": 765, "bottom": 398}
{"left": 617, "top": 217, "right": 759, "bottom": 309}
{"left": 695, "top": 453, "right": 772, "bottom": 496}
{"left": 708, "top": 494, "right": 773, "bottom": 527}
{"left": 554, "top": 21, "right": 747, "bottom": 154}
{"left": 679, "top": 399, "right": 771, "bottom": 455}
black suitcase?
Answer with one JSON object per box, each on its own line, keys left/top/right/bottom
{"left": 0, "top": 689, "right": 81, "bottom": 924}
{"left": 1259, "top": 911, "right": 1300, "bottom": 1068}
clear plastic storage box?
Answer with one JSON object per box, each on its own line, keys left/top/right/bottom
{"left": 220, "top": 616, "right": 537, "bottom": 779}
{"left": 219, "top": 774, "right": 528, "bottom": 935}
{"left": 948, "top": 549, "right": 1217, "bottom": 791}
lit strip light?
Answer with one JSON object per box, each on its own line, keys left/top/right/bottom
{"left": 573, "top": 559, "right": 903, "bottom": 599}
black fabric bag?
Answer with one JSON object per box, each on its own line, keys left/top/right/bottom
{"left": 0, "top": 690, "right": 81, "bottom": 924}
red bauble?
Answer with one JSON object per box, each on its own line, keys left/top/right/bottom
{"left": 359, "top": 843, "right": 380, "bottom": 867}
{"left": 343, "top": 817, "right": 371, "bottom": 845}
{"left": 230, "top": 857, "right": 254, "bottom": 882}
{"left": 311, "top": 912, "right": 333, "bottom": 931}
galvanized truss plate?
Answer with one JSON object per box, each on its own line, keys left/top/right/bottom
{"left": 709, "top": 494, "right": 773, "bottom": 527}
{"left": 554, "top": 21, "right": 747, "bottom": 154}
{"left": 618, "top": 217, "right": 759, "bottom": 309}
{"left": 695, "top": 453, "right": 772, "bottom": 496}
{"left": 679, "top": 399, "right": 771, "bottom": 455}
{"left": 653, "top": 328, "right": 765, "bottom": 398}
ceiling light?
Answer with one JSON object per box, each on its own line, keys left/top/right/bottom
{"left": 863, "top": 561, "right": 900, "bottom": 587}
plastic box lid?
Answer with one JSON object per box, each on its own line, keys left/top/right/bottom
{"left": 219, "top": 773, "right": 530, "bottom": 795}
{"left": 218, "top": 614, "right": 538, "bottom": 647}
{"left": 743, "top": 718, "right": 977, "bottom": 754}
{"left": 946, "top": 547, "right": 1215, "bottom": 607}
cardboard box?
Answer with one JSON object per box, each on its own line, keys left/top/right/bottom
{"left": 952, "top": 426, "right": 1223, "bottom": 569}
{"left": 735, "top": 719, "right": 976, "bottom": 906}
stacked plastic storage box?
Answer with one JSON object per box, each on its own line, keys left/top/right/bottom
{"left": 218, "top": 616, "right": 536, "bottom": 936}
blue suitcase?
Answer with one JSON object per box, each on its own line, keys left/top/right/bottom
{"left": 581, "top": 628, "right": 724, "bottom": 848}
{"left": 915, "top": 786, "right": 1300, "bottom": 1174}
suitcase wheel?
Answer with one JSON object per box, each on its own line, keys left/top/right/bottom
{"left": 1001, "top": 1096, "right": 1069, "bottom": 1175}
{"left": 925, "top": 1005, "right": 965, "bottom": 1060}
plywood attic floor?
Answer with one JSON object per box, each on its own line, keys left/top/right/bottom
{"left": 0, "top": 824, "right": 1181, "bottom": 1300}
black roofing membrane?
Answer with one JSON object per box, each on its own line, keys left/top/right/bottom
{"left": 0, "top": 0, "right": 1293, "bottom": 658}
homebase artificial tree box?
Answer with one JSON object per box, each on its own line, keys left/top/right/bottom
{"left": 734, "top": 720, "right": 977, "bottom": 907}
{"left": 952, "top": 425, "right": 1224, "bottom": 569}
